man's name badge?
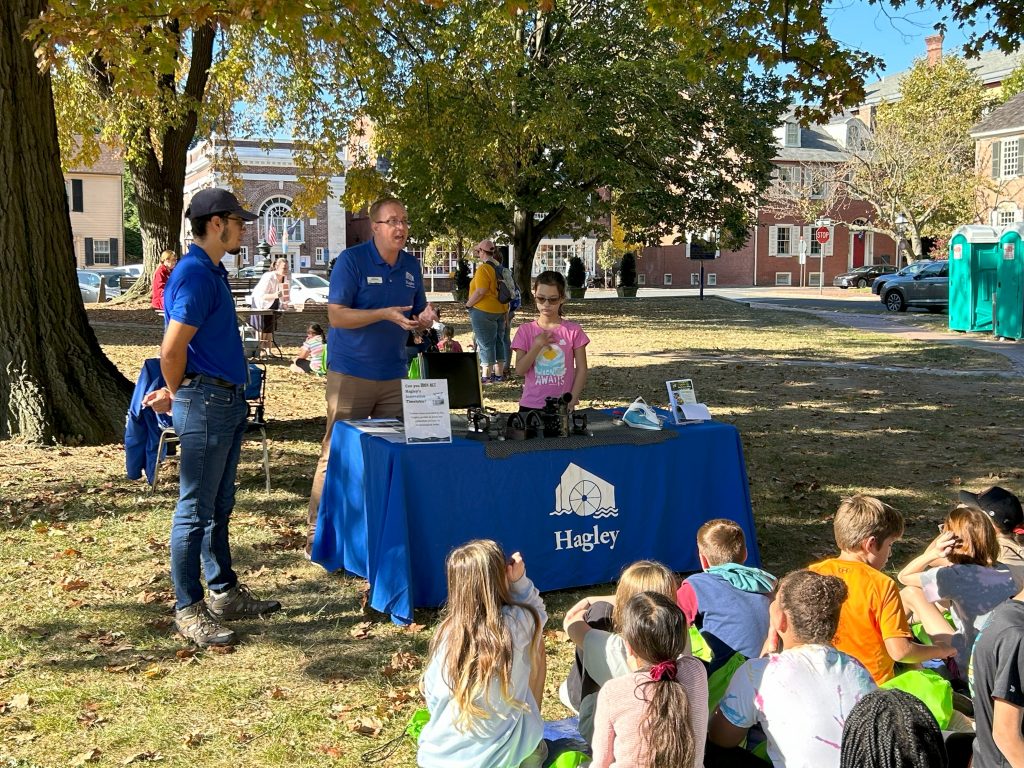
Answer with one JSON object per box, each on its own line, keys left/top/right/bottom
{"left": 367, "top": 276, "right": 383, "bottom": 284}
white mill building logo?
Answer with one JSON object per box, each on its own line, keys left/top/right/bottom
{"left": 550, "top": 463, "right": 620, "bottom": 552}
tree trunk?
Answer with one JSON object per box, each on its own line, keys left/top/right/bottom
{"left": 0, "top": 0, "right": 132, "bottom": 443}
{"left": 108, "top": 22, "right": 215, "bottom": 304}
{"left": 512, "top": 207, "right": 544, "bottom": 307}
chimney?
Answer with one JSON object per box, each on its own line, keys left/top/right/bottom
{"left": 926, "top": 33, "right": 943, "bottom": 66}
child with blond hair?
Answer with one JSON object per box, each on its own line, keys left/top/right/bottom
{"left": 418, "top": 540, "right": 547, "bottom": 768}
{"left": 808, "top": 494, "right": 955, "bottom": 683}
{"left": 562, "top": 560, "right": 680, "bottom": 743}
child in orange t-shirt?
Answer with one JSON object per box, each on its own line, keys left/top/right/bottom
{"left": 808, "top": 494, "right": 956, "bottom": 683}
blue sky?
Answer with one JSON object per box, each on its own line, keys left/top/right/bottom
{"left": 824, "top": 0, "right": 977, "bottom": 79}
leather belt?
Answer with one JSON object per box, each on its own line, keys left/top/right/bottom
{"left": 182, "top": 372, "right": 240, "bottom": 390}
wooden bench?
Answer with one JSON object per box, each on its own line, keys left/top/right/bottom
{"left": 119, "top": 275, "right": 139, "bottom": 291}
{"left": 228, "top": 277, "right": 262, "bottom": 306}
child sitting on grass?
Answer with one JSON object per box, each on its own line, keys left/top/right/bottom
{"left": 808, "top": 494, "right": 955, "bottom": 684}
{"left": 709, "top": 570, "right": 876, "bottom": 768}
{"left": 418, "top": 540, "right": 547, "bottom": 768}
{"left": 562, "top": 560, "right": 679, "bottom": 744}
{"left": 676, "top": 518, "right": 776, "bottom": 665}
{"left": 591, "top": 592, "right": 708, "bottom": 768}
{"left": 898, "top": 504, "right": 1016, "bottom": 668}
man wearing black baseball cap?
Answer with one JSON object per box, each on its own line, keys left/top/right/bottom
{"left": 960, "top": 485, "right": 1024, "bottom": 588}
{"left": 143, "top": 188, "right": 279, "bottom": 646}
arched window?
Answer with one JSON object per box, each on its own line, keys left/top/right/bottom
{"left": 258, "top": 196, "right": 304, "bottom": 246}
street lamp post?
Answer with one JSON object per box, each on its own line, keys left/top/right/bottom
{"left": 895, "top": 214, "right": 908, "bottom": 268}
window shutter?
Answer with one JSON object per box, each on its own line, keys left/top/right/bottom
{"left": 823, "top": 226, "right": 834, "bottom": 257}
{"left": 767, "top": 226, "right": 778, "bottom": 257}
{"left": 85, "top": 237, "right": 94, "bottom": 265}
{"left": 1018, "top": 138, "right": 1024, "bottom": 176}
{"left": 72, "top": 179, "right": 83, "bottom": 212}
{"left": 109, "top": 238, "right": 119, "bottom": 266}
{"left": 992, "top": 141, "right": 1002, "bottom": 178}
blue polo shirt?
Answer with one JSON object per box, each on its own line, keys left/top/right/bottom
{"left": 328, "top": 239, "right": 427, "bottom": 380}
{"left": 164, "top": 243, "right": 246, "bottom": 385}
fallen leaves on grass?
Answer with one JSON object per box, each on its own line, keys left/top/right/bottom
{"left": 384, "top": 686, "right": 419, "bottom": 705}
{"left": 382, "top": 651, "right": 420, "bottom": 678}
{"left": 8, "top": 693, "right": 33, "bottom": 710}
{"left": 61, "top": 578, "right": 91, "bottom": 592}
{"left": 142, "top": 664, "right": 165, "bottom": 680}
{"left": 77, "top": 702, "right": 108, "bottom": 729}
{"left": 405, "top": 623, "right": 426, "bottom": 633}
{"left": 175, "top": 648, "right": 197, "bottom": 660}
{"left": 349, "top": 621, "right": 374, "bottom": 639}
{"left": 71, "top": 748, "right": 102, "bottom": 765}
{"left": 317, "top": 745, "right": 344, "bottom": 758}
{"left": 207, "top": 644, "right": 235, "bottom": 655}
{"left": 266, "top": 686, "right": 287, "bottom": 700}
{"left": 123, "top": 751, "right": 165, "bottom": 764}
{"left": 347, "top": 716, "right": 384, "bottom": 736}
{"left": 182, "top": 731, "right": 206, "bottom": 748}
{"left": 56, "top": 547, "right": 82, "bottom": 558}
{"left": 136, "top": 590, "right": 173, "bottom": 605}
{"left": 145, "top": 617, "right": 174, "bottom": 632}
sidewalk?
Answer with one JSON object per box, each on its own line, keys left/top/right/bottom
{"left": 737, "top": 299, "right": 1024, "bottom": 376}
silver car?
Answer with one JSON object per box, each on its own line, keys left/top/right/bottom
{"left": 77, "top": 270, "right": 102, "bottom": 302}
{"left": 880, "top": 260, "right": 949, "bottom": 312}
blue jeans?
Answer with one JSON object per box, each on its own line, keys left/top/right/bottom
{"left": 170, "top": 378, "right": 248, "bottom": 610}
{"left": 469, "top": 308, "right": 506, "bottom": 367}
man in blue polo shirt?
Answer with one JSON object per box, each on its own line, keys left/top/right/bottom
{"left": 306, "top": 197, "right": 431, "bottom": 553}
{"left": 143, "top": 188, "right": 281, "bottom": 646}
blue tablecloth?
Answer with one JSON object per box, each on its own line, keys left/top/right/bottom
{"left": 312, "top": 418, "right": 758, "bottom": 623}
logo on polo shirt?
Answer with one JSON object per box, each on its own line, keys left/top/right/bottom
{"left": 550, "top": 463, "right": 619, "bottom": 552}
{"left": 405, "top": 271, "right": 415, "bottom": 288}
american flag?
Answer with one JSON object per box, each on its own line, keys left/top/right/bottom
{"left": 266, "top": 222, "right": 278, "bottom": 246}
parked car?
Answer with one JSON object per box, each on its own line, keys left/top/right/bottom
{"left": 871, "top": 260, "right": 931, "bottom": 295}
{"left": 289, "top": 273, "right": 330, "bottom": 306}
{"left": 77, "top": 270, "right": 102, "bottom": 303}
{"left": 91, "top": 268, "right": 132, "bottom": 299}
{"left": 832, "top": 264, "right": 897, "bottom": 289}
{"left": 122, "top": 264, "right": 145, "bottom": 278}
{"left": 237, "top": 265, "right": 266, "bottom": 278}
{"left": 880, "top": 260, "right": 948, "bottom": 312}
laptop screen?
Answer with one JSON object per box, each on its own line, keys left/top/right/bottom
{"left": 418, "top": 352, "right": 483, "bottom": 410}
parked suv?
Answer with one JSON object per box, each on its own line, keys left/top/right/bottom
{"left": 871, "top": 260, "right": 930, "bottom": 295}
{"left": 880, "top": 260, "right": 948, "bottom": 312}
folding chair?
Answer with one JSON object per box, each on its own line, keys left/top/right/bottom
{"left": 245, "top": 362, "right": 271, "bottom": 492}
{"left": 151, "top": 363, "right": 271, "bottom": 493}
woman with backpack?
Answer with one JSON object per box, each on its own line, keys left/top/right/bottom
{"left": 465, "top": 239, "right": 512, "bottom": 383}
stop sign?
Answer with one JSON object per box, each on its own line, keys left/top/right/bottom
{"left": 815, "top": 226, "right": 831, "bottom": 244}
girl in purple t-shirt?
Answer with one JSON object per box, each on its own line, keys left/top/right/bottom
{"left": 511, "top": 271, "right": 590, "bottom": 411}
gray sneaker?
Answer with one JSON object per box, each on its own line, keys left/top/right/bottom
{"left": 208, "top": 583, "right": 282, "bottom": 621}
{"left": 174, "top": 601, "right": 236, "bottom": 647}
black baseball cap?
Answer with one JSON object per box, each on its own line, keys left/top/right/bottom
{"left": 959, "top": 486, "right": 1024, "bottom": 535}
{"left": 185, "top": 188, "right": 258, "bottom": 221}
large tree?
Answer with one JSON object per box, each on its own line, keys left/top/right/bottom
{"left": 843, "top": 57, "right": 989, "bottom": 260}
{"left": 36, "top": 2, "right": 374, "bottom": 300}
{"left": 2, "top": 0, "right": 132, "bottom": 443}
{"left": 345, "top": 0, "right": 787, "bottom": 300}
{"left": 648, "top": 0, "right": 1024, "bottom": 121}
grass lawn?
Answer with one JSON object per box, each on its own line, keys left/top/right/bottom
{"left": 2, "top": 296, "right": 1021, "bottom": 767}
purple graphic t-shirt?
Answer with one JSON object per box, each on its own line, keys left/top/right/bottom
{"left": 512, "top": 319, "right": 590, "bottom": 408}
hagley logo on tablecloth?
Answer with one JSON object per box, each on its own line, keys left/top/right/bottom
{"left": 550, "top": 463, "right": 620, "bottom": 552}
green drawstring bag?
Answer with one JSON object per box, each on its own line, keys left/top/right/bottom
{"left": 362, "top": 707, "right": 430, "bottom": 763}
{"left": 707, "top": 652, "right": 747, "bottom": 714}
{"left": 689, "top": 625, "right": 713, "bottom": 662}
{"left": 548, "top": 750, "right": 591, "bottom": 768}
{"left": 880, "top": 669, "right": 953, "bottom": 729}
{"left": 910, "top": 610, "right": 955, "bottom": 644}
{"left": 407, "top": 355, "right": 421, "bottom": 380}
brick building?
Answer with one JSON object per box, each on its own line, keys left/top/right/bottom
{"left": 971, "top": 91, "right": 1024, "bottom": 227}
{"left": 636, "top": 113, "right": 896, "bottom": 288}
{"left": 183, "top": 138, "right": 348, "bottom": 275}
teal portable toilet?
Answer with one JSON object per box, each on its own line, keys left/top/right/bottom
{"left": 948, "top": 225, "right": 1001, "bottom": 332}
{"left": 996, "top": 224, "right": 1024, "bottom": 340}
